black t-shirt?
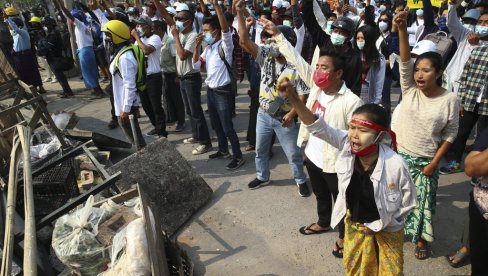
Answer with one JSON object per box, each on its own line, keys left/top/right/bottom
{"left": 474, "top": 128, "right": 488, "bottom": 152}
{"left": 46, "top": 30, "right": 63, "bottom": 58}
{"left": 346, "top": 159, "right": 381, "bottom": 224}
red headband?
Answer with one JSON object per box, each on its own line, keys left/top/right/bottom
{"left": 351, "top": 118, "right": 397, "bottom": 152}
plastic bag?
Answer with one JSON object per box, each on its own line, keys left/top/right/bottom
{"left": 51, "top": 112, "right": 71, "bottom": 130}
{"left": 99, "top": 218, "right": 150, "bottom": 276}
{"left": 52, "top": 196, "right": 111, "bottom": 275}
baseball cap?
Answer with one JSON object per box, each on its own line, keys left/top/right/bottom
{"left": 272, "top": 0, "right": 283, "bottom": 10}
{"left": 133, "top": 15, "right": 152, "bottom": 25}
{"left": 462, "top": 9, "right": 481, "bottom": 21}
{"left": 166, "top": 7, "right": 177, "bottom": 15}
{"left": 176, "top": 3, "right": 190, "bottom": 12}
{"left": 411, "top": 40, "right": 437, "bottom": 56}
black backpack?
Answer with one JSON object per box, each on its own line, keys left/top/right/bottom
{"left": 37, "top": 38, "right": 53, "bottom": 57}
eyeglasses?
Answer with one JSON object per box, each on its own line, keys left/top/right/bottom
{"left": 175, "top": 17, "right": 189, "bottom": 22}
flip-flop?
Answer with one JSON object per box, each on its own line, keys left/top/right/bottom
{"left": 415, "top": 245, "right": 429, "bottom": 260}
{"left": 332, "top": 241, "right": 344, "bottom": 258}
{"left": 445, "top": 250, "right": 470, "bottom": 268}
{"left": 299, "top": 223, "right": 330, "bottom": 235}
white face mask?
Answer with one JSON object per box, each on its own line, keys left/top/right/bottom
{"left": 43, "top": 26, "right": 48, "bottom": 32}
{"left": 379, "top": 21, "right": 388, "bottom": 32}
{"left": 283, "top": 20, "right": 292, "bottom": 27}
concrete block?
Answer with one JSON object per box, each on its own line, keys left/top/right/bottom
{"left": 107, "top": 138, "right": 213, "bottom": 236}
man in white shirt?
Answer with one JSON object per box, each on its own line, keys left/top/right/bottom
{"left": 156, "top": 0, "right": 213, "bottom": 155}
{"left": 193, "top": 0, "right": 245, "bottom": 170}
{"left": 56, "top": 0, "right": 104, "bottom": 99}
{"left": 132, "top": 16, "right": 168, "bottom": 137}
{"left": 102, "top": 20, "right": 146, "bottom": 150}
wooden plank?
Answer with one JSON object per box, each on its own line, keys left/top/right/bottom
{"left": 93, "top": 187, "right": 139, "bottom": 207}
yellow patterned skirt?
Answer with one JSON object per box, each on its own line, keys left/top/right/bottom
{"left": 343, "top": 212, "right": 404, "bottom": 276}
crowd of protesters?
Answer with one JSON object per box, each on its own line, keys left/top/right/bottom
{"left": 1, "top": 0, "right": 488, "bottom": 274}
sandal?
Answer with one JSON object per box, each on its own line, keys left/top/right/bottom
{"left": 332, "top": 241, "right": 344, "bottom": 258}
{"left": 299, "top": 223, "right": 330, "bottom": 235}
{"left": 415, "top": 245, "right": 429, "bottom": 260}
{"left": 445, "top": 250, "right": 470, "bottom": 268}
{"left": 245, "top": 144, "right": 255, "bottom": 151}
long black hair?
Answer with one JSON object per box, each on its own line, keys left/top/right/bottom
{"left": 355, "top": 25, "right": 381, "bottom": 65}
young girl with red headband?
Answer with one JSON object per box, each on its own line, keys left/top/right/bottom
{"left": 278, "top": 77, "right": 417, "bottom": 275}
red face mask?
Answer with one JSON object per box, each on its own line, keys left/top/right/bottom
{"left": 351, "top": 142, "right": 379, "bottom": 156}
{"left": 313, "top": 70, "right": 333, "bottom": 89}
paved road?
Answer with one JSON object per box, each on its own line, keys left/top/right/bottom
{"left": 39, "top": 72, "right": 471, "bottom": 276}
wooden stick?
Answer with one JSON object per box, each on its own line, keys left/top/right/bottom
{"left": 0, "top": 137, "right": 21, "bottom": 276}
{"left": 17, "top": 126, "right": 37, "bottom": 276}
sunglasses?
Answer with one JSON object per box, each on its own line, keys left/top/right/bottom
{"left": 379, "top": 19, "right": 389, "bottom": 22}
{"left": 175, "top": 17, "right": 189, "bottom": 22}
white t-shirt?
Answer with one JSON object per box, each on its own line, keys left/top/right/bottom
{"left": 137, "top": 34, "right": 162, "bottom": 74}
{"left": 305, "top": 92, "right": 335, "bottom": 169}
{"left": 73, "top": 18, "right": 94, "bottom": 49}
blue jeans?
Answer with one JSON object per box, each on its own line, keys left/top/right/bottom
{"left": 255, "top": 109, "right": 306, "bottom": 184}
{"left": 180, "top": 73, "right": 211, "bottom": 145}
{"left": 207, "top": 86, "right": 242, "bottom": 159}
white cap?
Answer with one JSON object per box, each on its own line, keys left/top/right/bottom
{"left": 272, "top": 0, "right": 283, "bottom": 9}
{"left": 411, "top": 40, "right": 437, "bottom": 56}
{"left": 166, "top": 7, "right": 177, "bottom": 15}
{"left": 173, "top": 2, "right": 179, "bottom": 7}
{"left": 282, "top": 1, "right": 290, "bottom": 9}
{"left": 176, "top": 3, "right": 189, "bottom": 12}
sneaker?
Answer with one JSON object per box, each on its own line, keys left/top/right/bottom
{"left": 43, "top": 77, "right": 52, "bottom": 83}
{"left": 471, "top": 177, "right": 479, "bottom": 186}
{"left": 440, "top": 161, "right": 461, "bottom": 175}
{"left": 51, "top": 78, "right": 57, "bottom": 83}
{"left": 227, "top": 158, "right": 245, "bottom": 170}
{"left": 146, "top": 129, "right": 158, "bottom": 136}
{"left": 209, "top": 151, "right": 230, "bottom": 159}
{"left": 183, "top": 137, "right": 199, "bottom": 144}
{"left": 248, "top": 178, "right": 270, "bottom": 190}
{"left": 107, "top": 119, "right": 118, "bottom": 129}
{"left": 192, "top": 144, "right": 212, "bottom": 155}
{"left": 175, "top": 124, "right": 185, "bottom": 132}
{"left": 298, "top": 183, "right": 311, "bottom": 197}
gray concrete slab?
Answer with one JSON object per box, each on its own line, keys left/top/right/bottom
{"left": 38, "top": 71, "right": 471, "bottom": 276}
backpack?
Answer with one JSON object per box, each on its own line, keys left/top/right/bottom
{"left": 217, "top": 44, "right": 237, "bottom": 94}
{"left": 422, "top": 31, "right": 455, "bottom": 66}
{"left": 113, "top": 44, "right": 148, "bottom": 92}
{"left": 37, "top": 38, "right": 53, "bottom": 57}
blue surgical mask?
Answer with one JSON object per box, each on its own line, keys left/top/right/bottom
{"left": 475, "top": 25, "right": 488, "bottom": 37}
{"left": 330, "top": 32, "right": 346, "bottom": 46}
{"left": 175, "top": 20, "right": 185, "bottom": 32}
{"left": 325, "top": 21, "right": 333, "bottom": 35}
{"left": 283, "top": 20, "right": 292, "bottom": 28}
{"left": 203, "top": 32, "right": 215, "bottom": 44}
{"left": 356, "top": 40, "right": 365, "bottom": 50}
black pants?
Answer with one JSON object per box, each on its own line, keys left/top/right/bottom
{"left": 163, "top": 72, "right": 185, "bottom": 126}
{"left": 140, "top": 72, "right": 167, "bottom": 137}
{"left": 448, "top": 104, "right": 488, "bottom": 162}
{"left": 246, "top": 95, "right": 259, "bottom": 146}
{"left": 305, "top": 157, "right": 345, "bottom": 239}
{"left": 105, "top": 82, "right": 117, "bottom": 121}
{"left": 469, "top": 193, "right": 488, "bottom": 276}
{"left": 47, "top": 57, "right": 73, "bottom": 95}
{"left": 117, "top": 106, "right": 146, "bottom": 150}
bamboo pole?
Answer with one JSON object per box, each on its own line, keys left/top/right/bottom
{"left": 17, "top": 126, "right": 37, "bottom": 276}
{"left": 0, "top": 137, "right": 21, "bottom": 276}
